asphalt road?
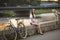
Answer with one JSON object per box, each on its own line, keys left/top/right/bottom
{"left": 20, "top": 29, "right": 60, "bottom": 40}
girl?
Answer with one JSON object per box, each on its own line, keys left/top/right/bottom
{"left": 30, "top": 9, "right": 43, "bottom": 35}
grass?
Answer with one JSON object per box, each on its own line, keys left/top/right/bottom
{"left": 0, "top": 9, "right": 60, "bottom": 17}
{"left": 4, "top": 10, "right": 14, "bottom": 16}
{"left": 0, "top": 10, "right": 14, "bottom": 17}
{"left": 35, "top": 9, "right": 60, "bottom": 15}
{"left": 56, "top": 9, "right": 60, "bottom": 12}
{"left": 35, "top": 9, "right": 52, "bottom": 14}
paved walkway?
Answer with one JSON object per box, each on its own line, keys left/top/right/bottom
{"left": 21, "top": 29, "right": 60, "bottom": 40}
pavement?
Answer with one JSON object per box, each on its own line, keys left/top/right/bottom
{"left": 20, "top": 29, "right": 60, "bottom": 40}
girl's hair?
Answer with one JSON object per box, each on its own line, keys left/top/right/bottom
{"left": 32, "top": 9, "right": 35, "bottom": 18}
{"left": 32, "top": 11, "right": 34, "bottom": 18}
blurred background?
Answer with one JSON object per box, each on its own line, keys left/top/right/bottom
{"left": 0, "top": 0, "right": 60, "bottom": 17}
{"left": 0, "top": 0, "right": 59, "bottom": 7}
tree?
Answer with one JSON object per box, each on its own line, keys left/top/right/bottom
{"left": 0, "top": 0, "right": 39, "bottom": 6}
{"left": 58, "top": 0, "right": 60, "bottom": 4}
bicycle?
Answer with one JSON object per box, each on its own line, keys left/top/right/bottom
{"left": 3, "top": 18, "right": 27, "bottom": 40}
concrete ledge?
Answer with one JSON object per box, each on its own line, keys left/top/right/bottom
{"left": 26, "top": 20, "right": 60, "bottom": 36}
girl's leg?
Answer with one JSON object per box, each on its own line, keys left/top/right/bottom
{"left": 38, "top": 24, "right": 43, "bottom": 35}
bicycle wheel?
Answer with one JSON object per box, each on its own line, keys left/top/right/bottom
{"left": 3, "top": 25, "right": 17, "bottom": 40}
{"left": 18, "top": 23, "right": 27, "bottom": 39}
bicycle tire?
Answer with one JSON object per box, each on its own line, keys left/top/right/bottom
{"left": 18, "top": 23, "right": 27, "bottom": 39}
{"left": 3, "top": 25, "right": 17, "bottom": 40}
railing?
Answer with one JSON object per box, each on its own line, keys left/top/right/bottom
{"left": 0, "top": 6, "right": 60, "bottom": 10}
